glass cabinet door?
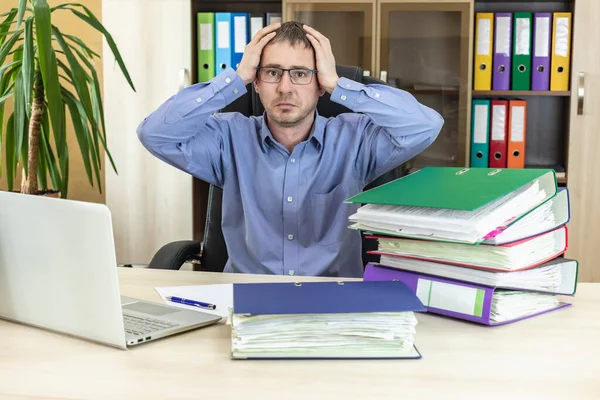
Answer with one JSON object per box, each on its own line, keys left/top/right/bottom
{"left": 284, "top": 1, "right": 376, "bottom": 75}
{"left": 378, "top": 1, "right": 471, "bottom": 174}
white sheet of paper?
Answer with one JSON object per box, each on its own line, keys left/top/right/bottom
{"left": 155, "top": 284, "right": 233, "bottom": 319}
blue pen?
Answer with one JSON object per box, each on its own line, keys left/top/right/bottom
{"left": 166, "top": 296, "right": 216, "bottom": 310}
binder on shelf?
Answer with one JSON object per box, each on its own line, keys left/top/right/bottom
{"left": 249, "top": 13, "right": 266, "bottom": 40}
{"left": 230, "top": 281, "right": 426, "bottom": 359}
{"left": 363, "top": 264, "right": 572, "bottom": 326}
{"left": 507, "top": 100, "right": 527, "bottom": 169}
{"left": 197, "top": 13, "right": 215, "bottom": 82}
{"left": 266, "top": 13, "right": 282, "bottom": 25}
{"left": 231, "top": 13, "right": 249, "bottom": 70}
{"left": 489, "top": 100, "right": 508, "bottom": 168}
{"left": 346, "top": 167, "right": 559, "bottom": 244}
{"left": 512, "top": 12, "right": 532, "bottom": 90}
{"left": 215, "top": 13, "right": 232, "bottom": 76}
{"left": 492, "top": 13, "right": 512, "bottom": 90}
{"left": 474, "top": 13, "right": 494, "bottom": 90}
{"left": 550, "top": 12, "right": 572, "bottom": 91}
{"left": 470, "top": 99, "right": 490, "bottom": 168}
{"left": 532, "top": 13, "right": 552, "bottom": 91}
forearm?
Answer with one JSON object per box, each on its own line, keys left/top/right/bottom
{"left": 136, "top": 68, "right": 246, "bottom": 148}
{"left": 330, "top": 77, "right": 444, "bottom": 143}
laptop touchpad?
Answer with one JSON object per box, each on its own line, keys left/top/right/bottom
{"left": 123, "top": 301, "right": 179, "bottom": 316}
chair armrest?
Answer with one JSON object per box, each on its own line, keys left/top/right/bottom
{"left": 148, "top": 240, "right": 202, "bottom": 270}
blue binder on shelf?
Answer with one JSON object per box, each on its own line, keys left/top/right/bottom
{"left": 214, "top": 13, "right": 232, "bottom": 76}
{"left": 470, "top": 99, "right": 491, "bottom": 167}
{"left": 231, "top": 13, "right": 249, "bottom": 70}
{"left": 231, "top": 281, "right": 426, "bottom": 360}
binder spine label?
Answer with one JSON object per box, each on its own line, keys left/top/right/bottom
{"left": 416, "top": 279, "right": 485, "bottom": 317}
{"left": 554, "top": 17, "right": 570, "bottom": 57}
{"left": 200, "top": 24, "right": 213, "bottom": 51}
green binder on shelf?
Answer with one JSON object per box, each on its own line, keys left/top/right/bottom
{"left": 511, "top": 12, "right": 533, "bottom": 90}
{"left": 345, "top": 167, "right": 558, "bottom": 244}
{"left": 197, "top": 13, "right": 215, "bottom": 83}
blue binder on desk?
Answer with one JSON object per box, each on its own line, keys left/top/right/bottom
{"left": 231, "top": 281, "right": 427, "bottom": 360}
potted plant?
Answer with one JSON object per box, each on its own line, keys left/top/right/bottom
{"left": 0, "top": 0, "right": 135, "bottom": 198}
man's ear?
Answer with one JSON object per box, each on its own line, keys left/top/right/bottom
{"left": 318, "top": 85, "right": 326, "bottom": 97}
{"left": 253, "top": 79, "right": 260, "bottom": 93}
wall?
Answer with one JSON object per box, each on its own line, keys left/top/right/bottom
{"left": 102, "top": 0, "right": 193, "bottom": 265}
{"left": 0, "top": 0, "right": 105, "bottom": 204}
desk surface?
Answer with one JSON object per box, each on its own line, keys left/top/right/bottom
{"left": 0, "top": 268, "right": 598, "bottom": 400}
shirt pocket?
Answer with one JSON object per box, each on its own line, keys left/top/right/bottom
{"left": 309, "top": 183, "right": 351, "bottom": 246}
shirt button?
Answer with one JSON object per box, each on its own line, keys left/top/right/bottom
{"left": 288, "top": 270, "right": 295, "bottom": 276}
{"left": 345, "top": 83, "right": 351, "bottom": 88}
{"left": 225, "top": 77, "right": 231, "bottom": 84}
{"left": 375, "top": 92, "right": 380, "bottom": 98}
{"left": 287, "top": 196, "right": 293, "bottom": 203}
{"left": 340, "top": 95, "right": 347, "bottom": 101}
{"left": 287, "top": 234, "right": 294, "bottom": 240}
{"left": 290, "top": 158, "right": 296, "bottom": 163}
{"left": 233, "top": 88, "right": 238, "bottom": 94}
{"left": 195, "top": 97, "right": 202, "bottom": 103}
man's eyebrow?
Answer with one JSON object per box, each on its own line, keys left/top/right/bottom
{"left": 262, "top": 63, "right": 313, "bottom": 70}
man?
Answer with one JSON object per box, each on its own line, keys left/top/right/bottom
{"left": 137, "top": 21, "right": 444, "bottom": 277}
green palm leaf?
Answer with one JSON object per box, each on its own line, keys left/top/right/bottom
{"left": 54, "top": 3, "right": 135, "bottom": 91}
{"left": 22, "top": 17, "right": 34, "bottom": 119}
{"left": 33, "top": 0, "right": 66, "bottom": 174}
{"left": 16, "top": 0, "right": 28, "bottom": 29}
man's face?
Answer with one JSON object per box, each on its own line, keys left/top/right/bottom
{"left": 254, "top": 41, "right": 324, "bottom": 128}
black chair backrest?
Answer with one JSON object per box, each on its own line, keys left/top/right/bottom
{"left": 198, "top": 65, "right": 402, "bottom": 273}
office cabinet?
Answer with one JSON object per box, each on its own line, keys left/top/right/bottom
{"left": 564, "top": 0, "right": 600, "bottom": 282}
{"left": 284, "top": 0, "right": 473, "bottom": 172}
{"left": 283, "top": 1, "right": 376, "bottom": 75}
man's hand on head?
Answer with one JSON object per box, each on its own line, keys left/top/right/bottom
{"left": 236, "top": 23, "right": 281, "bottom": 85}
{"left": 303, "top": 25, "right": 340, "bottom": 94}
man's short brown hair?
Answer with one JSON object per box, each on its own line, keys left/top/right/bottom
{"left": 269, "top": 21, "right": 313, "bottom": 50}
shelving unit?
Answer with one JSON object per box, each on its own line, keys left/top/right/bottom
{"left": 472, "top": 90, "right": 571, "bottom": 97}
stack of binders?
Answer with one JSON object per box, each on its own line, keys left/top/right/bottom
{"left": 347, "top": 166, "right": 577, "bottom": 326}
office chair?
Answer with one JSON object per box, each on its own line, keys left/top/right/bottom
{"left": 147, "top": 65, "right": 403, "bottom": 272}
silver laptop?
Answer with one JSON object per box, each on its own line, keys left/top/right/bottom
{"left": 0, "top": 190, "right": 221, "bottom": 349}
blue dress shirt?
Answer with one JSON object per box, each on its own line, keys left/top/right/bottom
{"left": 137, "top": 68, "right": 444, "bottom": 277}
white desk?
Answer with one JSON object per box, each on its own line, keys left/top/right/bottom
{"left": 0, "top": 268, "right": 598, "bottom": 400}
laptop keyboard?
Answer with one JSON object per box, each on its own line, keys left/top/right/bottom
{"left": 123, "top": 314, "right": 180, "bottom": 336}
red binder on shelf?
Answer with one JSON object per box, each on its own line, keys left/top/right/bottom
{"left": 489, "top": 100, "right": 508, "bottom": 168}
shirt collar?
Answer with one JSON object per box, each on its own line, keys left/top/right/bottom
{"left": 260, "top": 110, "right": 324, "bottom": 151}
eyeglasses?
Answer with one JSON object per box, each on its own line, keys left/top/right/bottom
{"left": 256, "top": 67, "right": 318, "bottom": 85}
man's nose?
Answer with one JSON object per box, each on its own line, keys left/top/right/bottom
{"left": 277, "top": 72, "right": 294, "bottom": 92}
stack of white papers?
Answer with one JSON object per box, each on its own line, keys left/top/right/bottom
{"left": 490, "top": 290, "right": 561, "bottom": 323}
{"left": 373, "top": 227, "right": 567, "bottom": 271}
{"left": 230, "top": 312, "right": 419, "bottom": 358}
{"left": 377, "top": 256, "right": 578, "bottom": 293}
{"left": 349, "top": 180, "right": 547, "bottom": 243}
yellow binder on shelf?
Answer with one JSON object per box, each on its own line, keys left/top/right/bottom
{"left": 474, "top": 13, "right": 494, "bottom": 90}
{"left": 550, "top": 12, "right": 572, "bottom": 91}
